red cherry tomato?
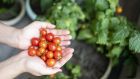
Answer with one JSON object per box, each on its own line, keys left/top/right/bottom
{"left": 48, "top": 43, "right": 56, "bottom": 51}
{"left": 40, "top": 28, "right": 47, "bottom": 36}
{"left": 39, "top": 41, "right": 47, "bottom": 48}
{"left": 56, "top": 46, "right": 62, "bottom": 51}
{"left": 46, "top": 59, "right": 56, "bottom": 67}
{"left": 46, "top": 33, "right": 54, "bottom": 41}
{"left": 38, "top": 47, "right": 45, "bottom": 54}
{"left": 28, "top": 48, "right": 37, "bottom": 56}
{"left": 54, "top": 51, "right": 62, "bottom": 60}
{"left": 41, "top": 55, "right": 47, "bottom": 61}
{"left": 53, "top": 37, "right": 61, "bottom": 44}
{"left": 31, "top": 38, "right": 39, "bottom": 46}
{"left": 46, "top": 51, "right": 53, "bottom": 59}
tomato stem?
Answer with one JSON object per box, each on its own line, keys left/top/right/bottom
{"left": 101, "top": 58, "right": 113, "bottom": 79}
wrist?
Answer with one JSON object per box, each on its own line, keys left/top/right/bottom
{"left": 14, "top": 28, "right": 22, "bottom": 49}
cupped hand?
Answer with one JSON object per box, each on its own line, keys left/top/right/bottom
{"left": 18, "top": 48, "right": 74, "bottom": 76}
{"left": 18, "top": 21, "right": 72, "bottom": 49}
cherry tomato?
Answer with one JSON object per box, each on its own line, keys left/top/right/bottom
{"left": 54, "top": 51, "right": 62, "bottom": 60}
{"left": 56, "top": 46, "right": 62, "bottom": 51}
{"left": 40, "top": 28, "right": 47, "bottom": 36}
{"left": 28, "top": 46, "right": 36, "bottom": 50}
{"left": 53, "top": 37, "right": 61, "bottom": 44}
{"left": 46, "top": 33, "right": 54, "bottom": 41}
{"left": 31, "top": 38, "right": 39, "bottom": 46}
{"left": 38, "top": 47, "right": 45, "bottom": 54}
{"left": 116, "top": 6, "right": 123, "bottom": 14}
{"left": 46, "top": 59, "right": 56, "bottom": 67}
{"left": 46, "top": 51, "right": 53, "bottom": 58}
{"left": 36, "top": 50, "right": 42, "bottom": 56}
{"left": 41, "top": 55, "right": 47, "bottom": 61}
{"left": 40, "top": 37, "right": 46, "bottom": 41}
{"left": 39, "top": 41, "right": 47, "bottom": 48}
{"left": 28, "top": 48, "right": 37, "bottom": 56}
{"left": 48, "top": 43, "right": 56, "bottom": 51}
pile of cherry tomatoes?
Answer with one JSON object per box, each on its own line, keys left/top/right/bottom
{"left": 28, "top": 28, "right": 62, "bottom": 67}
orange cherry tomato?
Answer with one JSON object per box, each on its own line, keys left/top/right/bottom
{"left": 46, "top": 51, "right": 54, "bottom": 59}
{"left": 39, "top": 41, "right": 47, "bottom": 48}
{"left": 56, "top": 46, "right": 62, "bottom": 51}
{"left": 28, "top": 48, "right": 37, "bottom": 56}
{"left": 38, "top": 47, "right": 45, "bottom": 54}
{"left": 41, "top": 55, "right": 47, "bottom": 61}
{"left": 54, "top": 51, "right": 62, "bottom": 60}
{"left": 40, "top": 28, "right": 47, "bottom": 36}
{"left": 53, "top": 37, "right": 61, "bottom": 44}
{"left": 46, "top": 59, "right": 56, "bottom": 67}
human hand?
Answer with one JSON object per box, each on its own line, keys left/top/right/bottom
{"left": 0, "top": 48, "right": 73, "bottom": 79}
{"left": 17, "top": 21, "right": 72, "bottom": 49}
{"left": 19, "top": 48, "right": 74, "bottom": 76}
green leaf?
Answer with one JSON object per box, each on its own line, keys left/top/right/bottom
{"left": 96, "top": 12, "right": 105, "bottom": 20}
{"left": 110, "top": 17, "right": 120, "bottom": 27}
{"left": 129, "top": 33, "right": 140, "bottom": 53}
{"left": 111, "top": 27, "right": 130, "bottom": 44}
{"left": 100, "top": 18, "right": 109, "bottom": 30}
{"left": 110, "top": 46, "right": 122, "bottom": 58}
{"left": 71, "top": 65, "right": 81, "bottom": 77}
{"left": 96, "top": 30, "right": 108, "bottom": 45}
{"left": 95, "top": 0, "right": 109, "bottom": 11}
{"left": 77, "top": 29, "right": 93, "bottom": 40}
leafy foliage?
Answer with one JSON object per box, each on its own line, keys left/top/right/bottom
{"left": 77, "top": 0, "right": 140, "bottom": 67}
{"left": 44, "top": 0, "right": 85, "bottom": 39}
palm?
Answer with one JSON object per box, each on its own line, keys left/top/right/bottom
{"left": 20, "top": 48, "right": 73, "bottom": 76}
{"left": 18, "top": 21, "right": 71, "bottom": 49}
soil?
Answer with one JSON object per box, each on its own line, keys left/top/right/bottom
{"left": 0, "top": 1, "right": 21, "bottom": 20}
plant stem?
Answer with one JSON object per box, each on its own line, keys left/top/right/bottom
{"left": 101, "top": 58, "right": 113, "bottom": 79}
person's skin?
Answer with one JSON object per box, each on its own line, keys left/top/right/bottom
{"left": 0, "top": 21, "right": 74, "bottom": 79}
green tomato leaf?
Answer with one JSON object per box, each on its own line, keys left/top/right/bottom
{"left": 100, "top": 18, "right": 109, "bottom": 30}
{"left": 77, "top": 29, "right": 93, "bottom": 40}
{"left": 96, "top": 30, "right": 108, "bottom": 45}
{"left": 111, "top": 27, "right": 130, "bottom": 44}
{"left": 95, "top": 0, "right": 109, "bottom": 11}
{"left": 129, "top": 33, "right": 140, "bottom": 53}
{"left": 110, "top": 46, "right": 122, "bottom": 58}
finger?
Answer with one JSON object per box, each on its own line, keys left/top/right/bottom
{"left": 62, "top": 48, "right": 74, "bottom": 56}
{"left": 54, "top": 48, "right": 74, "bottom": 68}
{"left": 41, "top": 68, "right": 62, "bottom": 75}
{"left": 33, "top": 21, "right": 55, "bottom": 29}
{"left": 47, "top": 29, "right": 70, "bottom": 35}
{"left": 60, "top": 41, "right": 71, "bottom": 46}
{"left": 55, "top": 35, "right": 72, "bottom": 41}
